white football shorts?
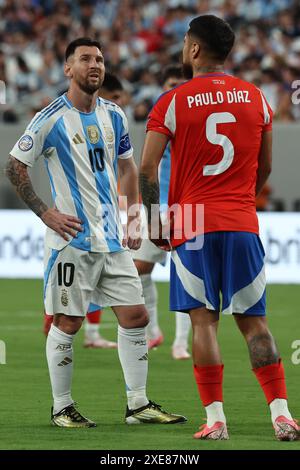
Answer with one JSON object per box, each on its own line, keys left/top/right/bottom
{"left": 44, "top": 244, "right": 144, "bottom": 317}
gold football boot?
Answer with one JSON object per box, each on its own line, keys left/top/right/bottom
{"left": 51, "top": 404, "right": 96, "bottom": 428}
{"left": 125, "top": 401, "right": 187, "bottom": 424}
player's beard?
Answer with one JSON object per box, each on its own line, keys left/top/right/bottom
{"left": 182, "top": 63, "right": 193, "bottom": 80}
{"left": 77, "top": 76, "right": 102, "bottom": 95}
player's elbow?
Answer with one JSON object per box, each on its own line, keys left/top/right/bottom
{"left": 139, "top": 161, "right": 156, "bottom": 180}
{"left": 265, "top": 161, "right": 272, "bottom": 177}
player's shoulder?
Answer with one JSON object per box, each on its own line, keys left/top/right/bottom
{"left": 226, "top": 74, "right": 261, "bottom": 94}
{"left": 154, "top": 81, "right": 188, "bottom": 107}
{"left": 98, "top": 97, "right": 125, "bottom": 118}
{"left": 27, "top": 94, "right": 70, "bottom": 134}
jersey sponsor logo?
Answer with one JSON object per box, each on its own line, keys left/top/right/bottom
{"left": 87, "top": 125, "right": 100, "bottom": 144}
{"left": 103, "top": 125, "right": 114, "bottom": 144}
{"left": 18, "top": 134, "right": 33, "bottom": 152}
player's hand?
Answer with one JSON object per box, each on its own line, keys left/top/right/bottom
{"left": 41, "top": 208, "right": 83, "bottom": 241}
{"left": 150, "top": 236, "right": 172, "bottom": 251}
{"left": 149, "top": 217, "right": 172, "bottom": 252}
{"left": 122, "top": 215, "right": 142, "bottom": 250}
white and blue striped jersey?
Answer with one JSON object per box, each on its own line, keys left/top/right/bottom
{"left": 10, "top": 93, "right": 133, "bottom": 252}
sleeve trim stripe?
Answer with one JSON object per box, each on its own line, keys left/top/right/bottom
{"left": 28, "top": 97, "right": 63, "bottom": 131}
{"left": 259, "top": 91, "right": 270, "bottom": 125}
{"left": 164, "top": 93, "right": 176, "bottom": 136}
{"left": 30, "top": 102, "right": 66, "bottom": 134}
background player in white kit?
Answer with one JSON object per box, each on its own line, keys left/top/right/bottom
{"left": 6, "top": 37, "right": 186, "bottom": 428}
{"left": 132, "top": 66, "right": 192, "bottom": 360}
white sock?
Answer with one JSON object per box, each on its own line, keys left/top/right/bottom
{"left": 205, "top": 401, "right": 226, "bottom": 427}
{"left": 173, "top": 312, "right": 191, "bottom": 348}
{"left": 46, "top": 324, "right": 74, "bottom": 415}
{"left": 85, "top": 322, "right": 100, "bottom": 341}
{"left": 118, "top": 325, "right": 149, "bottom": 410}
{"left": 140, "top": 274, "right": 161, "bottom": 339}
{"left": 270, "top": 398, "right": 293, "bottom": 424}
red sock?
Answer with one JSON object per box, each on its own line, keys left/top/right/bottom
{"left": 43, "top": 313, "right": 53, "bottom": 336}
{"left": 193, "top": 364, "right": 224, "bottom": 407}
{"left": 253, "top": 359, "right": 287, "bottom": 404}
{"left": 86, "top": 309, "right": 102, "bottom": 324}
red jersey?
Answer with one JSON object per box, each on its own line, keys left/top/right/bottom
{"left": 147, "top": 73, "right": 273, "bottom": 247}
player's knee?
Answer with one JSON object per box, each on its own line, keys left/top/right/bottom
{"left": 244, "top": 326, "right": 272, "bottom": 345}
{"left": 128, "top": 308, "right": 149, "bottom": 328}
{"left": 53, "top": 314, "right": 84, "bottom": 335}
{"left": 132, "top": 309, "right": 149, "bottom": 328}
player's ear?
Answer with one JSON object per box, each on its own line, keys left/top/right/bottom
{"left": 64, "top": 61, "right": 73, "bottom": 78}
{"left": 191, "top": 42, "right": 201, "bottom": 59}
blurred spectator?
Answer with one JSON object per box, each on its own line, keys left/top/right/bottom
{"left": 0, "top": 0, "right": 299, "bottom": 122}
{"left": 98, "top": 72, "right": 125, "bottom": 107}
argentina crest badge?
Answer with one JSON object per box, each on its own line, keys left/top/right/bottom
{"left": 87, "top": 125, "right": 100, "bottom": 144}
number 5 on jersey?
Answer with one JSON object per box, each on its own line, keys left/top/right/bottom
{"left": 204, "top": 112, "right": 236, "bottom": 176}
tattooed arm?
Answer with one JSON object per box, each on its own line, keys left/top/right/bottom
{"left": 139, "top": 131, "right": 170, "bottom": 249}
{"left": 6, "top": 156, "right": 48, "bottom": 217}
{"left": 6, "top": 156, "right": 83, "bottom": 241}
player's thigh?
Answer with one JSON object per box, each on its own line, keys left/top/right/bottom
{"left": 97, "top": 250, "right": 145, "bottom": 309}
{"left": 170, "top": 233, "right": 222, "bottom": 314}
{"left": 221, "top": 232, "right": 266, "bottom": 316}
{"left": 44, "top": 244, "right": 104, "bottom": 317}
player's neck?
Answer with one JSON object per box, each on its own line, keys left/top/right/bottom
{"left": 66, "top": 86, "right": 98, "bottom": 113}
{"left": 193, "top": 64, "right": 224, "bottom": 76}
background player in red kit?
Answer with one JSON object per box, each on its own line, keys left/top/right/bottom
{"left": 140, "top": 15, "right": 299, "bottom": 441}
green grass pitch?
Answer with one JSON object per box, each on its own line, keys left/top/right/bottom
{"left": 0, "top": 280, "right": 299, "bottom": 450}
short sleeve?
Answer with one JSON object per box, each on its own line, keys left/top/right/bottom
{"left": 259, "top": 90, "right": 273, "bottom": 132}
{"left": 10, "top": 112, "right": 48, "bottom": 167}
{"left": 117, "top": 108, "right": 133, "bottom": 160}
{"left": 147, "top": 90, "right": 176, "bottom": 138}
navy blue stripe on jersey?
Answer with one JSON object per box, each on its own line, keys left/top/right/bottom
{"left": 28, "top": 97, "right": 64, "bottom": 132}
{"left": 28, "top": 96, "right": 62, "bottom": 131}
{"left": 44, "top": 249, "right": 59, "bottom": 299}
{"left": 30, "top": 101, "right": 65, "bottom": 134}
{"left": 44, "top": 159, "right": 57, "bottom": 201}
{"left": 61, "top": 93, "right": 73, "bottom": 109}
{"left": 79, "top": 112, "right": 121, "bottom": 252}
{"left": 44, "top": 118, "right": 92, "bottom": 251}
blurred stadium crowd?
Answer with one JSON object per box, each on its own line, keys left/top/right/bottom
{"left": 0, "top": 0, "right": 300, "bottom": 123}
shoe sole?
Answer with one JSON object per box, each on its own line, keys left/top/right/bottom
{"left": 125, "top": 416, "right": 187, "bottom": 425}
{"left": 194, "top": 427, "right": 229, "bottom": 440}
{"left": 51, "top": 419, "right": 97, "bottom": 428}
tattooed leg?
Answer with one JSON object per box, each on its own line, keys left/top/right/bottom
{"left": 234, "top": 315, "right": 279, "bottom": 368}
